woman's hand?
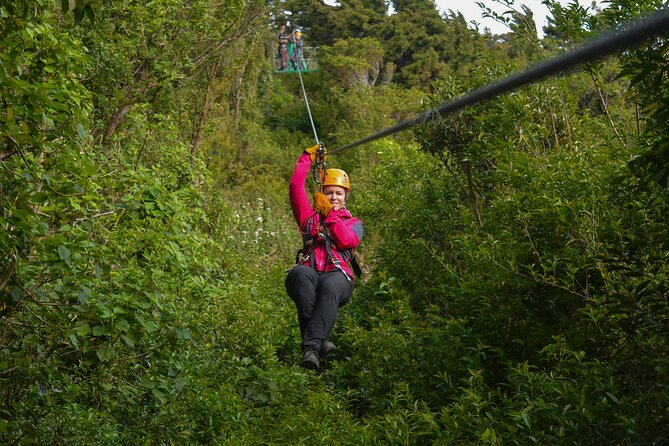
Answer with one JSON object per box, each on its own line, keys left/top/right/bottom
{"left": 304, "top": 145, "right": 327, "bottom": 163}
{"left": 313, "top": 192, "right": 334, "bottom": 216}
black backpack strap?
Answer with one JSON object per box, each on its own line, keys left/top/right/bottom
{"left": 350, "top": 255, "right": 362, "bottom": 278}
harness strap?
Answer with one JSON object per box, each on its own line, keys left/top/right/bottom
{"left": 321, "top": 227, "right": 351, "bottom": 282}
{"left": 294, "top": 213, "right": 357, "bottom": 281}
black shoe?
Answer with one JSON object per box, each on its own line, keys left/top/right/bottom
{"left": 300, "top": 350, "right": 320, "bottom": 370}
{"left": 321, "top": 340, "right": 336, "bottom": 356}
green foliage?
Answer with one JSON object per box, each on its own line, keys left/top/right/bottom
{"left": 319, "top": 37, "right": 386, "bottom": 89}
{"left": 349, "top": 3, "right": 668, "bottom": 438}
{"left": 620, "top": 25, "right": 669, "bottom": 186}
{"left": 383, "top": 3, "right": 484, "bottom": 87}
{"left": 3, "top": 0, "right": 669, "bottom": 444}
{"left": 281, "top": 0, "right": 485, "bottom": 88}
{"left": 76, "top": 0, "right": 268, "bottom": 157}
{"left": 318, "top": 85, "right": 425, "bottom": 158}
{"left": 282, "top": 0, "right": 388, "bottom": 46}
{"left": 543, "top": 0, "right": 601, "bottom": 42}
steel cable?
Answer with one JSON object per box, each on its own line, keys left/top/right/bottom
{"left": 295, "top": 45, "right": 320, "bottom": 145}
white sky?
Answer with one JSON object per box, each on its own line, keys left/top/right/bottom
{"left": 436, "top": 1, "right": 601, "bottom": 35}
{"left": 321, "top": 0, "right": 601, "bottom": 36}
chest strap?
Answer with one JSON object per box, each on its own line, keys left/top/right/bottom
{"left": 296, "top": 213, "right": 357, "bottom": 281}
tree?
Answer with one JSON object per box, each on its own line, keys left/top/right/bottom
{"left": 79, "top": 0, "right": 267, "bottom": 160}
{"left": 280, "top": 0, "right": 338, "bottom": 44}
{"left": 383, "top": 2, "right": 483, "bottom": 87}
{"left": 319, "top": 37, "right": 385, "bottom": 88}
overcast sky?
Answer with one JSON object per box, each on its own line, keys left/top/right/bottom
{"left": 321, "top": 0, "right": 601, "bottom": 36}
{"left": 436, "top": 0, "right": 601, "bottom": 35}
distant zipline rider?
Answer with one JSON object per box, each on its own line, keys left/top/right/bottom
{"left": 285, "top": 144, "right": 363, "bottom": 371}
{"left": 277, "top": 24, "right": 289, "bottom": 71}
{"left": 289, "top": 31, "right": 304, "bottom": 71}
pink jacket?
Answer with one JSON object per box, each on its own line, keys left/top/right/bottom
{"left": 289, "top": 153, "right": 363, "bottom": 280}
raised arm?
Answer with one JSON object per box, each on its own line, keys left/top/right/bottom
{"left": 288, "top": 152, "right": 315, "bottom": 229}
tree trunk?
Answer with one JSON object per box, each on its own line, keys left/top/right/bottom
{"left": 462, "top": 160, "right": 483, "bottom": 228}
{"left": 102, "top": 103, "right": 132, "bottom": 154}
{"left": 589, "top": 70, "right": 626, "bottom": 147}
{"left": 543, "top": 85, "right": 559, "bottom": 148}
{"left": 191, "top": 55, "right": 224, "bottom": 161}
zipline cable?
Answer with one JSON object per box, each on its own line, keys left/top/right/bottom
{"left": 291, "top": 40, "right": 327, "bottom": 190}
{"left": 295, "top": 41, "right": 320, "bottom": 145}
{"left": 328, "top": 8, "right": 669, "bottom": 155}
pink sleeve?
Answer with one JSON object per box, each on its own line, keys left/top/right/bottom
{"left": 325, "top": 212, "right": 362, "bottom": 250}
{"left": 288, "top": 152, "right": 315, "bottom": 230}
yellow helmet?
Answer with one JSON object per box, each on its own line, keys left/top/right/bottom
{"left": 323, "top": 168, "right": 350, "bottom": 190}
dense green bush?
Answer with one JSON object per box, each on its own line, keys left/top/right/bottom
{"left": 2, "top": 0, "right": 668, "bottom": 444}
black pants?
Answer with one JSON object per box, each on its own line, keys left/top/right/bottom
{"left": 285, "top": 265, "right": 352, "bottom": 353}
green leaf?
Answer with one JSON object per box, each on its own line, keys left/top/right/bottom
{"left": 116, "top": 318, "right": 130, "bottom": 332}
{"left": 112, "top": 306, "right": 127, "bottom": 315}
{"left": 605, "top": 392, "right": 619, "bottom": 404}
{"left": 58, "top": 245, "right": 71, "bottom": 260}
{"left": 121, "top": 334, "right": 135, "bottom": 347}
{"left": 76, "top": 123, "right": 86, "bottom": 139}
{"left": 95, "top": 302, "right": 112, "bottom": 318}
{"left": 140, "top": 377, "right": 156, "bottom": 389}
{"left": 74, "top": 323, "right": 90, "bottom": 335}
{"left": 28, "top": 192, "right": 49, "bottom": 204}
{"left": 152, "top": 388, "right": 166, "bottom": 403}
{"left": 77, "top": 287, "right": 90, "bottom": 305}
{"left": 175, "top": 327, "right": 191, "bottom": 340}
{"left": 144, "top": 320, "right": 159, "bottom": 333}
{"left": 96, "top": 345, "right": 115, "bottom": 362}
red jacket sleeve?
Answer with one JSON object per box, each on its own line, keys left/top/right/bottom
{"left": 325, "top": 211, "right": 363, "bottom": 250}
{"left": 288, "top": 152, "right": 315, "bottom": 230}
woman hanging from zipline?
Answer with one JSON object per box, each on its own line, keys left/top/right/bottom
{"left": 285, "top": 145, "right": 363, "bottom": 371}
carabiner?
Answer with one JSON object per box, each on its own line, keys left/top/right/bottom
{"left": 312, "top": 143, "right": 327, "bottom": 192}
{"left": 312, "top": 161, "right": 326, "bottom": 189}
{"left": 316, "top": 142, "right": 326, "bottom": 162}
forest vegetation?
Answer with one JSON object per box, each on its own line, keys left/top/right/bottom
{"left": 1, "top": 0, "right": 668, "bottom": 444}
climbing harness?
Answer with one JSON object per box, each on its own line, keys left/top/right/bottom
{"left": 328, "top": 8, "right": 669, "bottom": 155}
{"left": 294, "top": 213, "right": 360, "bottom": 281}
{"left": 321, "top": 225, "right": 352, "bottom": 282}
